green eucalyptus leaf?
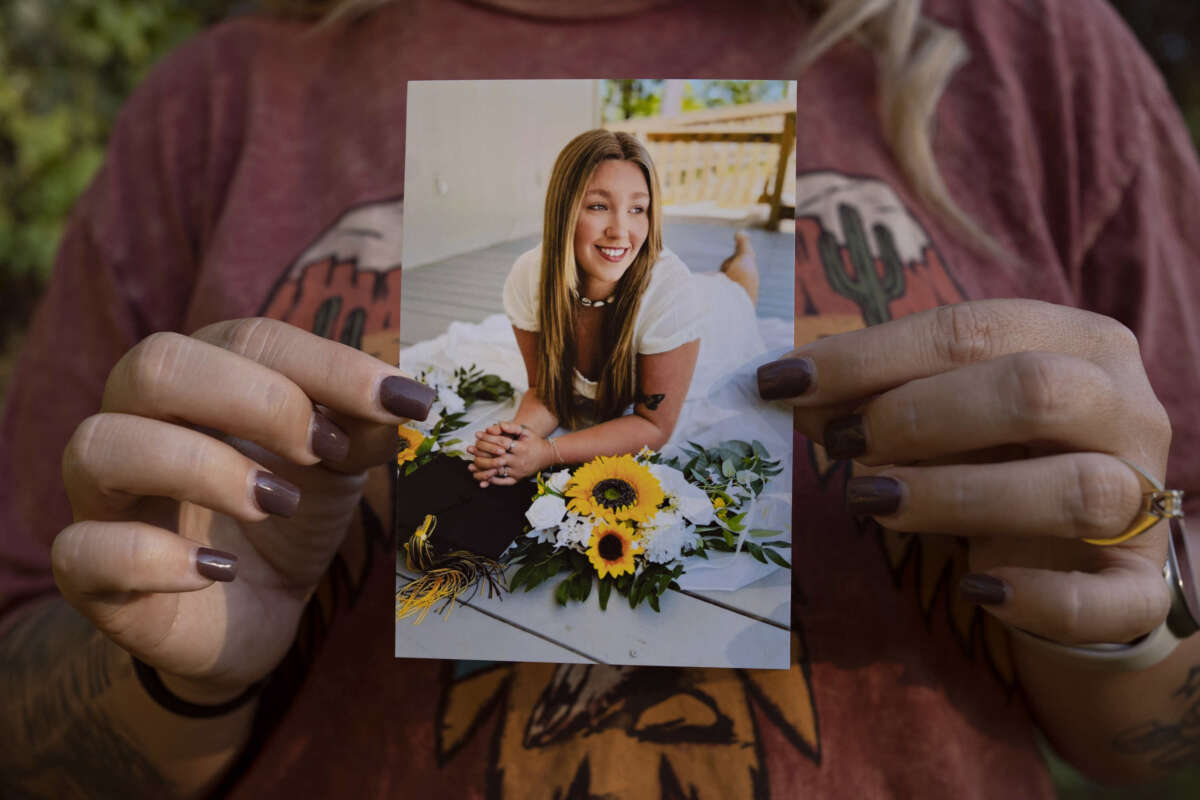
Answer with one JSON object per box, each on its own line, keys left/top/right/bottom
{"left": 598, "top": 578, "right": 612, "bottom": 610}
{"left": 765, "top": 549, "right": 792, "bottom": 568}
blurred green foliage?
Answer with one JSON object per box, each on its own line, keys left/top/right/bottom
{"left": 602, "top": 80, "right": 790, "bottom": 122}
{"left": 0, "top": 0, "right": 235, "bottom": 365}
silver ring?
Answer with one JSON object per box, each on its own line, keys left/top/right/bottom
{"left": 506, "top": 439, "right": 514, "bottom": 452}
{"left": 501, "top": 466, "right": 509, "bottom": 477}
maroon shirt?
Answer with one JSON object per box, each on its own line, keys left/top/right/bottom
{"left": 4, "top": 0, "right": 1200, "bottom": 796}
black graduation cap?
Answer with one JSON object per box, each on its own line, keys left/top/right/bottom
{"left": 394, "top": 453, "right": 536, "bottom": 559}
{"left": 394, "top": 454, "right": 537, "bottom": 621}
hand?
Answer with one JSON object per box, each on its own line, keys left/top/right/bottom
{"left": 467, "top": 420, "right": 551, "bottom": 487}
{"left": 758, "top": 299, "right": 1173, "bottom": 646}
{"left": 51, "top": 319, "right": 434, "bottom": 701}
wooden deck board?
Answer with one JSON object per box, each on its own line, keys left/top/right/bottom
{"left": 396, "top": 562, "right": 790, "bottom": 669}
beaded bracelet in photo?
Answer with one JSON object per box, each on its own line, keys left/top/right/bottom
{"left": 132, "top": 656, "right": 264, "bottom": 718}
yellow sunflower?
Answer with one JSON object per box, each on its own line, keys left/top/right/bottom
{"left": 566, "top": 454, "right": 665, "bottom": 523}
{"left": 396, "top": 425, "right": 426, "bottom": 466}
{"left": 586, "top": 522, "right": 642, "bottom": 579}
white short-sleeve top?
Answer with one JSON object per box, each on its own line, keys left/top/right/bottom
{"left": 502, "top": 244, "right": 709, "bottom": 400}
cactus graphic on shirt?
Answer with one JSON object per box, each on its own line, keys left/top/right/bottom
{"left": 817, "top": 203, "right": 906, "bottom": 326}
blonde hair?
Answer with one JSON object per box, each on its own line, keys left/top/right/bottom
{"left": 271, "top": 0, "right": 985, "bottom": 248}
{"left": 538, "top": 130, "right": 663, "bottom": 429}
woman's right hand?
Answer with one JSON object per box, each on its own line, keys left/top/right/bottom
{"left": 51, "top": 319, "right": 434, "bottom": 702}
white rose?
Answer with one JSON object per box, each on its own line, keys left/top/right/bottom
{"left": 436, "top": 389, "right": 466, "bottom": 415}
{"left": 649, "top": 464, "right": 714, "bottom": 525}
{"left": 674, "top": 481, "right": 715, "bottom": 525}
{"left": 547, "top": 469, "right": 571, "bottom": 494}
{"left": 736, "top": 469, "right": 757, "bottom": 486}
{"left": 525, "top": 494, "right": 566, "bottom": 530}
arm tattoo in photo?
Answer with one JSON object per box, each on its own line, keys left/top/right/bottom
{"left": 1111, "top": 665, "right": 1200, "bottom": 770}
{"left": 637, "top": 393, "right": 666, "bottom": 411}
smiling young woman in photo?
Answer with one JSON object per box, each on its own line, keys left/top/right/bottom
{"left": 466, "top": 129, "right": 761, "bottom": 486}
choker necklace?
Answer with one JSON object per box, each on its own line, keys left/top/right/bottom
{"left": 577, "top": 293, "right": 615, "bottom": 308}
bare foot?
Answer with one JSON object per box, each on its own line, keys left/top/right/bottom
{"left": 719, "top": 230, "right": 759, "bottom": 307}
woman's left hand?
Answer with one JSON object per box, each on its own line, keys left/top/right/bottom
{"left": 467, "top": 421, "right": 551, "bottom": 487}
{"left": 759, "top": 299, "right": 1174, "bottom": 646}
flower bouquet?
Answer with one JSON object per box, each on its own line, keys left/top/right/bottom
{"left": 396, "top": 364, "right": 514, "bottom": 475}
{"left": 506, "top": 441, "right": 789, "bottom": 612}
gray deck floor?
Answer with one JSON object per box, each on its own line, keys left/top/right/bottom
{"left": 400, "top": 221, "right": 794, "bottom": 345}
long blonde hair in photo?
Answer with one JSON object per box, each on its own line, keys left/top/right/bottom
{"left": 538, "top": 130, "right": 663, "bottom": 429}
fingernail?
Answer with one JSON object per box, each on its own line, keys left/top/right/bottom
{"left": 380, "top": 376, "right": 436, "bottom": 421}
{"left": 311, "top": 413, "right": 351, "bottom": 462}
{"left": 959, "top": 573, "right": 1010, "bottom": 606}
{"left": 757, "top": 357, "right": 815, "bottom": 400}
{"left": 824, "top": 415, "right": 866, "bottom": 460}
{"left": 195, "top": 547, "right": 238, "bottom": 582}
{"left": 845, "top": 476, "right": 902, "bottom": 516}
{"left": 253, "top": 471, "right": 301, "bottom": 518}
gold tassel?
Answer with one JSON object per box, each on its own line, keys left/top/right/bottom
{"left": 396, "top": 515, "right": 507, "bottom": 624}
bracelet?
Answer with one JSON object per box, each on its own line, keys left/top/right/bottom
{"left": 548, "top": 437, "right": 565, "bottom": 466}
{"left": 1008, "top": 517, "right": 1200, "bottom": 671}
{"left": 132, "top": 656, "right": 264, "bottom": 718}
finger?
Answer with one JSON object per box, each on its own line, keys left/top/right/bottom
{"left": 320, "top": 410, "right": 403, "bottom": 474}
{"left": 819, "top": 352, "right": 1121, "bottom": 464}
{"left": 960, "top": 556, "right": 1170, "bottom": 644}
{"left": 475, "top": 429, "right": 515, "bottom": 446}
{"left": 103, "top": 332, "right": 351, "bottom": 466}
{"left": 488, "top": 476, "right": 518, "bottom": 486}
{"left": 473, "top": 454, "right": 507, "bottom": 471}
{"left": 758, "top": 300, "right": 1141, "bottom": 406}
{"left": 498, "top": 421, "right": 527, "bottom": 437}
{"left": 193, "top": 318, "right": 436, "bottom": 422}
{"left": 473, "top": 438, "right": 509, "bottom": 457}
{"left": 52, "top": 521, "right": 236, "bottom": 597}
{"left": 845, "top": 453, "right": 1144, "bottom": 541}
{"left": 64, "top": 413, "right": 301, "bottom": 522}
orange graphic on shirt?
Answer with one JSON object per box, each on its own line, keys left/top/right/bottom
{"left": 437, "top": 635, "right": 819, "bottom": 800}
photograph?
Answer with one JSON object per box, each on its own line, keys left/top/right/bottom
{"left": 394, "top": 78, "right": 798, "bottom": 669}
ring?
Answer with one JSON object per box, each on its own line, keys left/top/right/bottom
{"left": 506, "top": 439, "right": 514, "bottom": 452}
{"left": 1085, "top": 457, "right": 1184, "bottom": 546}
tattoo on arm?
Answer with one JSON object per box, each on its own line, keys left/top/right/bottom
{"left": 637, "top": 393, "right": 665, "bottom": 411}
{"left": 1111, "top": 665, "right": 1200, "bottom": 771}
{"left": 0, "top": 599, "right": 174, "bottom": 798}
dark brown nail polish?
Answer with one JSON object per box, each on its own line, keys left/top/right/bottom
{"left": 757, "top": 357, "right": 815, "bottom": 400}
{"left": 959, "top": 573, "right": 1010, "bottom": 606}
{"left": 196, "top": 547, "right": 238, "bottom": 582}
{"left": 380, "top": 376, "right": 436, "bottom": 421}
{"left": 824, "top": 415, "right": 866, "bottom": 460}
{"left": 253, "top": 471, "right": 300, "bottom": 518}
{"left": 311, "top": 413, "right": 350, "bottom": 462}
{"left": 845, "top": 476, "right": 902, "bottom": 516}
